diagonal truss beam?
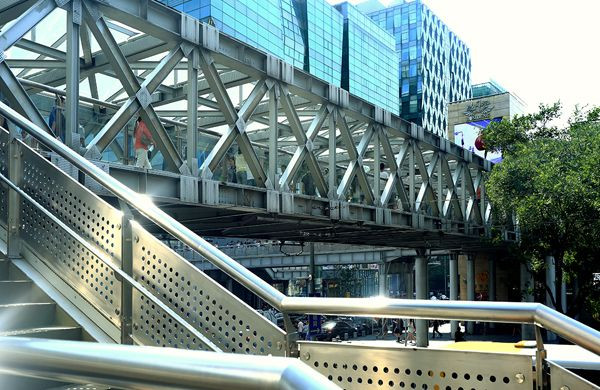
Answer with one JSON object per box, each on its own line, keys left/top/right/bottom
{"left": 380, "top": 134, "right": 410, "bottom": 210}
{"left": 336, "top": 112, "right": 374, "bottom": 204}
{"left": 440, "top": 155, "right": 463, "bottom": 220}
{"left": 198, "top": 49, "right": 268, "bottom": 187}
{"left": 0, "top": 0, "right": 56, "bottom": 53}
{"left": 82, "top": 1, "right": 187, "bottom": 173}
{"left": 462, "top": 165, "right": 483, "bottom": 224}
{"left": 0, "top": 0, "right": 56, "bottom": 135}
{"left": 413, "top": 143, "right": 440, "bottom": 216}
{"left": 278, "top": 84, "right": 328, "bottom": 196}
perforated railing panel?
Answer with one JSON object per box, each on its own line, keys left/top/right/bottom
{"left": 548, "top": 361, "right": 599, "bottom": 390}
{"left": 0, "top": 129, "right": 7, "bottom": 227}
{"left": 21, "top": 146, "right": 123, "bottom": 262}
{"left": 18, "top": 142, "right": 122, "bottom": 325}
{"left": 299, "top": 342, "right": 534, "bottom": 390}
{"left": 131, "top": 223, "right": 287, "bottom": 356}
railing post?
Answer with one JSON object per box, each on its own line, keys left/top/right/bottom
{"left": 6, "top": 126, "right": 22, "bottom": 259}
{"left": 534, "top": 326, "right": 547, "bottom": 390}
{"left": 120, "top": 202, "right": 134, "bottom": 345}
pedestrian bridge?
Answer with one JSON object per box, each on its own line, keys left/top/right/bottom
{"left": 0, "top": 0, "right": 517, "bottom": 250}
{"left": 0, "top": 1, "right": 597, "bottom": 389}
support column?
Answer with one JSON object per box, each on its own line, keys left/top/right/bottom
{"left": 379, "top": 257, "right": 387, "bottom": 297}
{"left": 521, "top": 263, "right": 535, "bottom": 339}
{"left": 309, "top": 242, "right": 316, "bottom": 295}
{"left": 186, "top": 49, "right": 199, "bottom": 175}
{"left": 545, "top": 255, "right": 557, "bottom": 341}
{"left": 488, "top": 257, "right": 496, "bottom": 330}
{"left": 328, "top": 109, "right": 336, "bottom": 198}
{"left": 466, "top": 254, "right": 475, "bottom": 334}
{"left": 449, "top": 254, "right": 459, "bottom": 336}
{"left": 65, "top": 0, "right": 81, "bottom": 148}
{"left": 268, "top": 85, "right": 279, "bottom": 188}
{"left": 415, "top": 253, "right": 428, "bottom": 347}
{"left": 405, "top": 261, "right": 414, "bottom": 299}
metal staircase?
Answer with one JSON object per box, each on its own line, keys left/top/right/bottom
{"left": 1, "top": 95, "right": 600, "bottom": 389}
{"left": 0, "top": 257, "right": 98, "bottom": 389}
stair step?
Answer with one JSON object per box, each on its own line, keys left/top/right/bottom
{"left": 0, "top": 326, "right": 82, "bottom": 340}
{"left": 0, "top": 302, "right": 56, "bottom": 332}
{"left": 0, "top": 280, "right": 52, "bottom": 304}
{"left": 7, "top": 262, "right": 28, "bottom": 280}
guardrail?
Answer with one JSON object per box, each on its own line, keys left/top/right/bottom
{"left": 0, "top": 337, "right": 339, "bottom": 390}
{"left": 2, "top": 101, "right": 600, "bottom": 358}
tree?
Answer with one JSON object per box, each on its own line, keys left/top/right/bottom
{"left": 483, "top": 103, "right": 600, "bottom": 323}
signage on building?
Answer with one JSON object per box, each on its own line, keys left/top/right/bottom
{"left": 464, "top": 100, "right": 494, "bottom": 121}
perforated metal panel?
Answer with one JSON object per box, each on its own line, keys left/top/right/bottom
{"left": 131, "top": 223, "right": 287, "bottom": 355}
{"left": 21, "top": 146, "right": 123, "bottom": 261}
{"left": 299, "top": 342, "right": 534, "bottom": 390}
{"left": 548, "top": 361, "right": 600, "bottom": 390}
{"left": 18, "top": 142, "right": 122, "bottom": 325}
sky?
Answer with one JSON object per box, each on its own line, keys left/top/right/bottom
{"left": 328, "top": 0, "right": 600, "bottom": 117}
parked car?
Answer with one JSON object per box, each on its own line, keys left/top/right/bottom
{"left": 353, "top": 318, "right": 379, "bottom": 336}
{"left": 316, "top": 320, "right": 358, "bottom": 341}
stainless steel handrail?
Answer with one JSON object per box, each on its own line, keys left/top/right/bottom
{"left": 2, "top": 102, "right": 600, "bottom": 357}
{"left": 0, "top": 337, "right": 339, "bottom": 390}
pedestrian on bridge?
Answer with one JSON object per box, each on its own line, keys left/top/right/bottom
{"left": 134, "top": 116, "right": 154, "bottom": 169}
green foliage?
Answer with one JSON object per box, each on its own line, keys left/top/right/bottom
{"left": 483, "top": 103, "right": 600, "bottom": 321}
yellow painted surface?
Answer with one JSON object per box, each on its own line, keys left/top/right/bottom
{"left": 442, "top": 341, "right": 531, "bottom": 354}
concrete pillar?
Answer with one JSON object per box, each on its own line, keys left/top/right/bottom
{"left": 415, "top": 254, "right": 428, "bottom": 347}
{"left": 405, "top": 261, "right": 415, "bottom": 299}
{"left": 379, "top": 260, "right": 387, "bottom": 296}
{"left": 488, "top": 257, "right": 496, "bottom": 330}
{"left": 449, "top": 254, "right": 459, "bottom": 337}
{"left": 546, "top": 256, "right": 557, "bottom": 341}
{"left": 466, "top": 254, "right": 475, "bottom": 334}
{"left": 520, "top": 263, "right": 535, "bottom": 339}
{"left": 308, "top": 243, "right": 315, "bottom": 295}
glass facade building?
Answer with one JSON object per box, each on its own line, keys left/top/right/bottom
{"left": 363, "top": 0, "right": 472, "bottom": 137}
{"left": 161, "top": 0, "right": 399, "bottom": 114}
{"left": 336, "top": 2, "right": 399, "bottom": 115}
{"left": 304, "top": 0, "right": 343, "bottom": 86}
{"left": 160, "top": 0, "right": 305, "bottom": 69}
{"left": 472, "top": 80, "right": 507, "bottom": 98}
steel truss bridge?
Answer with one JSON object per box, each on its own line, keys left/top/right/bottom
{"left": 0, "top": 1, "right": 596, "bottom": 390}
{"left": 0, "top": 0, "right": 516, "bottom": 250}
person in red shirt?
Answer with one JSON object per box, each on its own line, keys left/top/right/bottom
{"left": 134, "top": 116, "right": 153, "bottom": 169}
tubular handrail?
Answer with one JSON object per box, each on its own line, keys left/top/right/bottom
{"left": 1, "top": 102, "right": 600, "bottom": 357}
{"left": 0, "top": 337, "right": 339, "bottom": 390}
{"left": 0, "top": 167, "right": 220, "bottom": 352}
